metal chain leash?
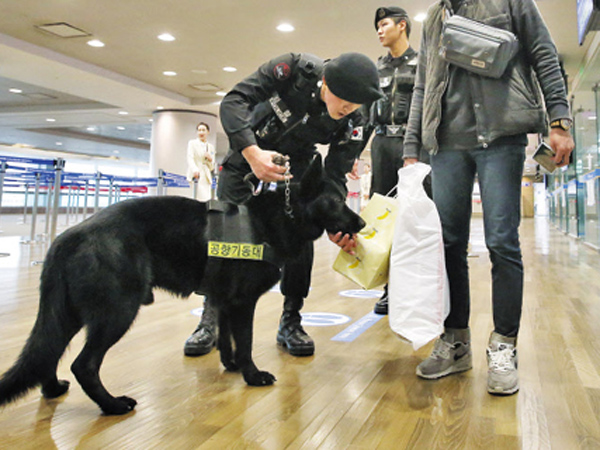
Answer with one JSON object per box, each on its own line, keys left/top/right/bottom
{"left": 283, "top": 162, "right": 294, "bottom": 218}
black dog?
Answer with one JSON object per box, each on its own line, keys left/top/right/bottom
{"left": 0, "top": 154, "right": 364, "bottom": 415}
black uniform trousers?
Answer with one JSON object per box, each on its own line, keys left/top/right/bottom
{"left": 370, "top": 134, "right": 432, "bottom": 199}
{"left": 217, "top": 151, "right": 314, "bottom": 300}
{"left": 370, "top": 134, "right": 405, "bottom": 197}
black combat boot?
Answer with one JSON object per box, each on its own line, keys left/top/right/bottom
{"left": 184, "top": 298, "right": 217, "bottom": 356}
{"left": 373, "top": 284, "right": 388, "bottom": 315}
{"left": 276, "top": 296, "right": 314, "bottom": 356}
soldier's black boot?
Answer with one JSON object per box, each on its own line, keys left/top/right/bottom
{"left": 374, "top": 284, "right": 389, "bottom": 315}
{"left": 276, "top": 296, "right": 314, "bottom": 356}
{"left": 184, "top": 298, "right": 217, "bottom": 356}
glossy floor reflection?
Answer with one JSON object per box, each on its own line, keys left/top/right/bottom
{"left": 0, "top": 215, "right": 599, "bottom": 449}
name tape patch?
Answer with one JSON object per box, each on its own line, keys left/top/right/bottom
{"left": 208, "top": 241, "right": 264, "bottom": 260}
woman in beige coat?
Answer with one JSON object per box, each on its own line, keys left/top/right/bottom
{"left": 186, "top": 122, "right": 215, "bottom": 201}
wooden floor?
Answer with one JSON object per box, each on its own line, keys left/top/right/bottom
{"left": 1, "top": 214, "right": 600, "bottom": 449}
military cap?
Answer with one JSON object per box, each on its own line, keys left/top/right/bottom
{"left": 374, "top": 6, "right": 411, "bottom": 32}
{"left": 324, "top": 52, "right": 383, "bottom": 104}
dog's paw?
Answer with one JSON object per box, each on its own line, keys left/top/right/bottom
{"left": 244, "top": 371, "right": 276, "bottom": 386}
{"left": 100, "top": 396, "right": 137, "bottom": 415}
{"left": 42, "top": 379, "right": 70, "bottom": 399}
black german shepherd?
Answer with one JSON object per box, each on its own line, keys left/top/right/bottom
{"left": 0, "top": 154, "right": 364, "bottom": 415}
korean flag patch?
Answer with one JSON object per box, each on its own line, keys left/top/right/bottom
{"left": 273, "top": 63, "right": 291, "bottom": 80}
{"left": 351, "top": 126, "right": 363, "bottom": 141}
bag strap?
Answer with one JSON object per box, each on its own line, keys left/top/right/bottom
{"left": 385, "top": 184, "right": 398, "bottom": 198}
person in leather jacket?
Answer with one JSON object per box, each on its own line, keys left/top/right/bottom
{"left": 371, "top": 7, "right": 422, "bottom": 315}
{"left": 405, "top": 0, "right": 574, "bottom": 395}
{"left": 184, "top": 52, "right": 382, "bottom": 358}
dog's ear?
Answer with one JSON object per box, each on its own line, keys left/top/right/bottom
{"left": 299, "top": 154, "right": 323, "bottom": 200}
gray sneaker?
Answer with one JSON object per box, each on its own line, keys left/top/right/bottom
{"left": 416, "top": 328, "right": 473, "bottom": 379}
{"left": 487, "top": 332, "right": 519, "bottom": 395}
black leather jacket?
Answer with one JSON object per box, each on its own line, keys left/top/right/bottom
{"left": 404, "top": 0, "right": 571, "bottom": 158}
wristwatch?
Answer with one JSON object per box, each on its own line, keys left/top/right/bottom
{"left": 550, "top": 118, "right": 573, "bottom": 131}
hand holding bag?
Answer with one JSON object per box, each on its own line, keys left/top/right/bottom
{"left": 440, "top": 12, "right": 519, "bottom": 79}
{"left": 333, "top": 193, "right": 398, "bottom": 290}
{"left": 388, "top": 163, "right": 450, "bottom": 350}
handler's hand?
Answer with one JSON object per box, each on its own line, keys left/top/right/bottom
{"left": 403, "top": 158, "right": 418, "bottom": 166}
{"left": 549, "top": 128, "right": 575, "bottom": 167}
{"left": 242, "top": 145, "right": 292, "bottom": 182}
{"left": 328, "top": 231, "right": 358, "bottom": 255}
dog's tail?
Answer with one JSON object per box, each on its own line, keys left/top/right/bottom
{"left": 0, "top": 263, "right": 78, "bottom": 406}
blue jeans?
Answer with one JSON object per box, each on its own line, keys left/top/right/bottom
{"left": 430, "top": 144, "right": 525, "bottom": 337}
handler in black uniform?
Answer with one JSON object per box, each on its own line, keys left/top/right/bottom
{"left": 371, "top": 6, "right": 421, "bottom": 315}
{"left": 184, "top": 52, "right": 383, "bottom": 357}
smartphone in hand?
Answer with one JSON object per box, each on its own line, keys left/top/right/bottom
{"left": 533, "top": 142, "right": 557, "bottom": 173}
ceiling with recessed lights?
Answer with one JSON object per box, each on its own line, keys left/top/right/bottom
{"left": 0, "top": 0, "right": 594, "bottom": 164}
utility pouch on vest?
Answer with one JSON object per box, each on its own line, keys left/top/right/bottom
{"left": 440, "top": 14, "right": 519, "bottom": 79}
{"left": 206, "top": 200, "right": 281, "bottom": 266}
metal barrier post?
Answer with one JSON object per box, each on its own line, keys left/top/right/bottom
{"left": 65, "top": 186, "right": 72, "bottom": 227}
{"left": 44, "top": 184, "right": 53, "bottom": 236}
{"left": 108, "top": 179, "right": 114, "bottom": 205}
{"left": 26, "top": 172, "right": 41, "bottom": 243}
{"left": 83, "top": 180, "right": 89, "bottom": 220}
{"left": 157, "top": 169, "right": 165, "bottom": 196}
{"left": 22, "top": 183, "right": 29, "bottom": 224}
{"left": 75, "top": 185, "right": 81, "bottom": 223}
{"left": 94, "top": 172, "right": 101, "bottom": 213}
{"left": 50, "top": 158, "right": 64, "bottom": 244}
{"left": 0, "top": 161, "right": 7, "bottom": 229}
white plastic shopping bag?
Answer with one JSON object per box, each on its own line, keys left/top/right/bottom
{"left": 389, "top": 163, "right": 450, "bottom": 350}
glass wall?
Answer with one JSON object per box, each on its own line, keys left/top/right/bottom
{"left": 547, "top": 84, "right": 600, "bottom": 250}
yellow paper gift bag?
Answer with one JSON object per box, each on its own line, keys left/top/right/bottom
{"left": 333, "top": 193, "right": 398, "bottom": 290}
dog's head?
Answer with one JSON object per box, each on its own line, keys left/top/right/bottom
{"left": 245, "top": 154, "right": 365, "bottom": 245}
{"left": 291, "top": 154, "right": 366, "bottom": 241}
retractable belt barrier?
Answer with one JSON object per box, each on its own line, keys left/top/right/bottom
{"left": 1, "top": 155, "right": 191, "bottom": 250}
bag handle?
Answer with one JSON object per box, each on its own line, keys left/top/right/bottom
{"left": 385, "top": 184, "right": 398, "bottom": 198}
{"left": 397, "top": 162, "right": 431, "bottom": 187}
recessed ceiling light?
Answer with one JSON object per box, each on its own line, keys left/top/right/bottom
{"left": 117, "top": 126, "right": 125, "bottom": 130}
{"left": 56, "top": 142, "right": 63, "bottom": 146}
{"left": 163, "top": 71, "right": 177, "bottom": 76}
{"left": 158, "top": 33, "right": 175, "bottom": 41}
{"left": 87, "top": 39, "right": 105, "bottom": 47}
{"left": 276, "top": 23, "right": 294, "bottom": 32}
{"left": 118, "top": 111, "right": 129, "bottom": 115}
{"left": 588, "top": 116, "right": 597, "bottom": 120}
{"left": 46, "top": 118, "right": 56, "bottom": 122}
{"left": 113, "top": 150, "right": 120, "bottom": 154}
{"left": 216, "top": 91, "right": 227, "bottom": 96}
{"left": 223, "top": 66, "right": 237, "bottom": 72}
{"left": 137, "top": 137, "right": 146, "bottom": 140}
{"left": 9, "top": 88, "right": 23, "bottom": 94}
{"left": 414, "top": 13, "right": 427, "bottom": 22}
{"left": 156, "top": 106, "right": 164, "bottom": 110}
{"left": 87, "top": 126, "right": 96, "bottom": 131}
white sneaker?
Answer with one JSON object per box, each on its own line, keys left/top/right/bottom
{"left": 487, "top": 331, "right": 519, "bottom": 395}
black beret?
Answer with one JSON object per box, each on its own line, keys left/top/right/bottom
{"left": 324, "top": 53, "right": 383, "bottom": 104}
{"left": 374, "top": 6, "right": 411, "bottom": 31}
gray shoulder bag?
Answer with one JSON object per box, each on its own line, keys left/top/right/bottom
{"left": 440, "top": 11, "right": 519, "bottom": 78}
